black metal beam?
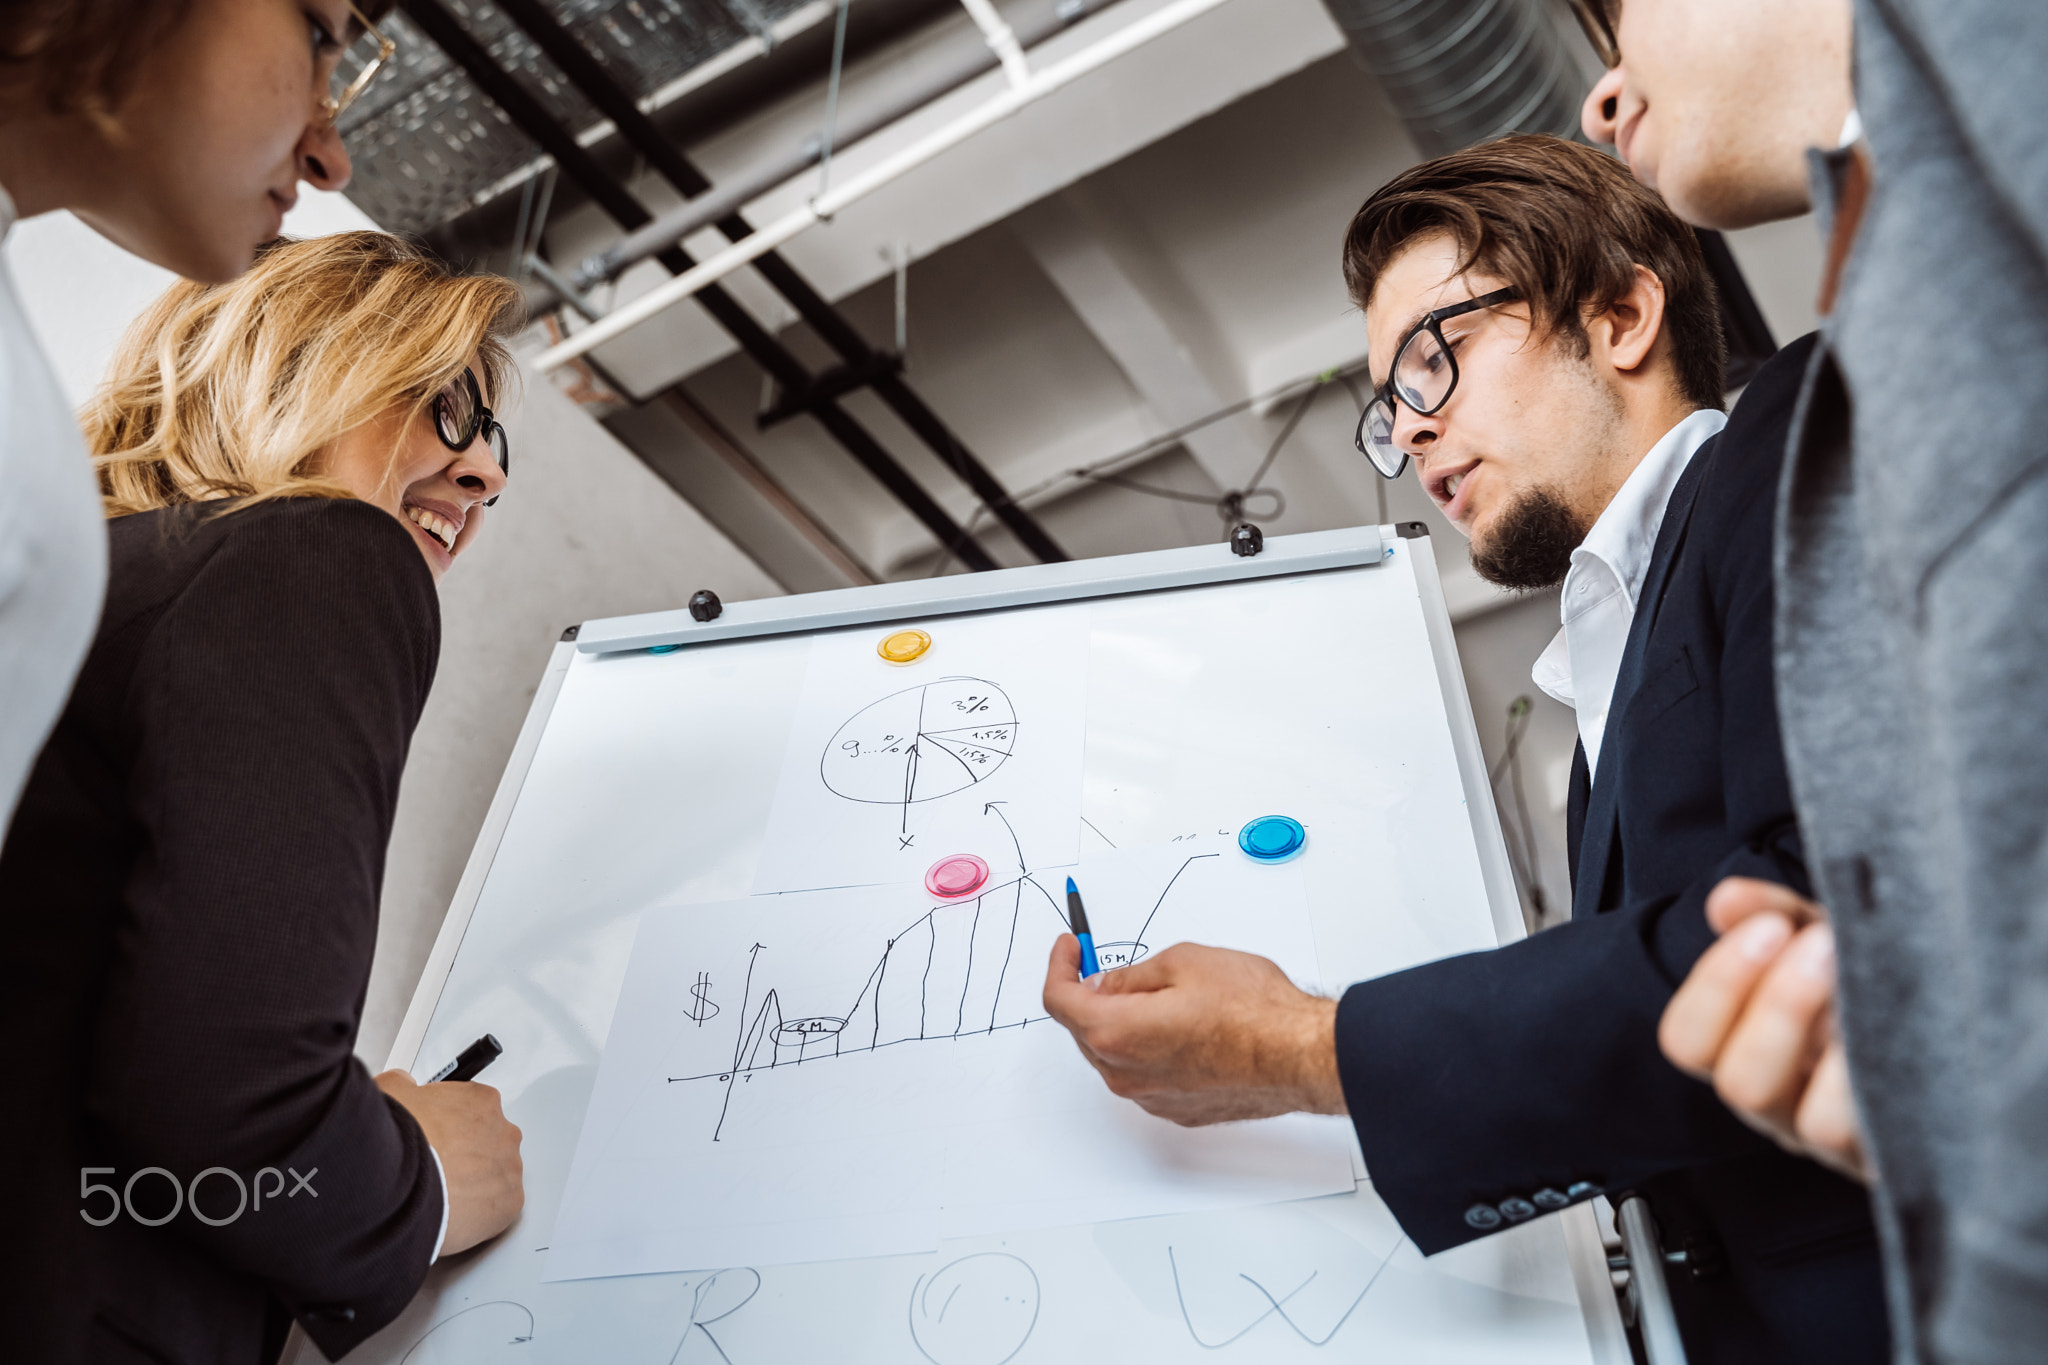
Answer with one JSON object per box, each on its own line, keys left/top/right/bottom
{"left": 399, "top": 0, "right": 999, "bottom": 572}
{"left": 757, "top": 353, "right": 905, "bottom": 429}
{"left": 486, "top": 0, "right": 1069, "bottom": 565}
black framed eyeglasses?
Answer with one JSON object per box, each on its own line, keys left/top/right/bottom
{"left": 1565, "top": 0, "right": 1620, "bottom": 68}
{"left": 1354, "top": 286, "right": 1522, "bottom": 480}
{"left": 432, "top": 368, "right": 510, "bottom": 507}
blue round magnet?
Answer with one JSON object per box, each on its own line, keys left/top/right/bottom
{"left": 1239, "top": 815, "right": 1307, "bottom": 862}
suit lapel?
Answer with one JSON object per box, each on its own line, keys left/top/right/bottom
{"left": 1569, "top": 436, "right": 1717, "bottom": 921}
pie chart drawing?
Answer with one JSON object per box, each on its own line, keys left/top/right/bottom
{"left": 821, "top": 677, "right": 1017, "bottom": 807}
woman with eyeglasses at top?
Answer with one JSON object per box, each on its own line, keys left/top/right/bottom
{"left": 0, "top": 0, "right": 396, "bottom": 842}
{"left": 0, "top": 231, "right": 525, "bottom": 1363}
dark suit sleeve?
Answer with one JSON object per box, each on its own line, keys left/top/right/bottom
{"left": 1336, "top": 405, "right": 1804, "bottom": 1257}
{"left": 85, "top": 500, "right": 443, "bottom": 1357}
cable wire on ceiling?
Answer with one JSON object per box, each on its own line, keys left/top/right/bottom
{"left": 815, "top": 0, "right": 854, "bottom": 197}
{"left": 1056, "top": 363, "right": 1365, "bottom": 496}
{"left": 923, "top": 361, "right": 1382, "bottom": 575}
{"left": 1071, "top": 376, "right": 1328, "bottom": 535}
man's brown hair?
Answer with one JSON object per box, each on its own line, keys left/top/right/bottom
{"left": 1342, "top": 134, "right": 1727, "bottom": 410}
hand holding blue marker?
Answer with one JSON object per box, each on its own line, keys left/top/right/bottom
{"left": 1066, "top": 877, "right": 1102, "bottom": 979}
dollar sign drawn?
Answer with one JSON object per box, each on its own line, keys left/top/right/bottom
{"left": 686, "top": 971, "right": 719, "bottom": 1025}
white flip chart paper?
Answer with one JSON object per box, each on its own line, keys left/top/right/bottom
{"left": 751, "top": 608, "right": 1089, "bottom": 894}
{"left": 546, "top": 841, "right": 1357, "bottom": 1282}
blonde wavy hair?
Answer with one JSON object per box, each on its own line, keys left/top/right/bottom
{"left": 86, "top": 231, "right": 525, "bottom": 518}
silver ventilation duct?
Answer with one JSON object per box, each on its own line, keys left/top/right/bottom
{"left": 1319, "top": 0, "right": 1585, "bottom": 157}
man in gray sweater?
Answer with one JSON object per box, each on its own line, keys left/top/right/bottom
{"left": 1575, "top": 0, "right": 2048, "bottom": 1360}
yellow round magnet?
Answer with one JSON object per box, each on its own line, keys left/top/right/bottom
{"left": 877, "top": 628, "right": 932, "bottom": 664}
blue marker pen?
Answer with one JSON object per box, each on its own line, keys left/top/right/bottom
{"left": 1066, "top": 877, "right": 1102, "bottom": 978}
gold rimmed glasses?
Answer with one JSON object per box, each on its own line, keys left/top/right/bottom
{"left": 321, "top": 2, "right": 397, "bottom": 124}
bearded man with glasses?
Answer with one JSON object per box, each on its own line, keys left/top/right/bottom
{"left": 1045, "top": 134, "right": 1887, "bottom": 1365}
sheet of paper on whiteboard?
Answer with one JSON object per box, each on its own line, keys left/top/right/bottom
{"left": 750, "top": 607, "right": 1088, "bottom": 895}
{"left": 545, "top": 841, "right": 1357, "bottom": 1281}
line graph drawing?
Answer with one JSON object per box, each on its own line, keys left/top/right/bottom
{"left": 821, "top": 677, "right": 1017, "bottom": 832}
{"left": 671, "top": 850, "right": 1223, "bottom": 1141}
{"left": 908, "top": 1253, "right": 1040, "bottom": 1365}
{"left": 551, "top": 837, "right": 1342, "bottom": 1280}
{"left": 679, "top": 870, "right": 1048, "bottom": 1141}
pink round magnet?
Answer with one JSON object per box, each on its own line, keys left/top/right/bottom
{"left": 926, "top": 854, "right": 991, "bottom": 900}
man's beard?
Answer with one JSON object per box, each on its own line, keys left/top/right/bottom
{"left": 1469, "top": 487, "right": 1587, "bottom": 590}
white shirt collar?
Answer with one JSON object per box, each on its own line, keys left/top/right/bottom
{"left": 1570, "top": 406, "right": 1725, "bottom": 623}
{"left": 0, "top": 181, "right": 16, "bottom": 241}
{"left": 1530, "top": 406, "right": 1727, "bottom": 776}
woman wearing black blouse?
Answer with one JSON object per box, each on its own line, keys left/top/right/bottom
{"left": 0, "top": 232, "right": 526, "bottom": 1363}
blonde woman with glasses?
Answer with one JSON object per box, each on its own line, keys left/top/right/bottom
{"left": 0, "top": 232, "right": 523, "bottom": 1364}
{"left": 0, "top": 0, "right": 396, "bottom": 854}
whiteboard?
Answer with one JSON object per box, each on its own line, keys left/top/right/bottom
{"left": 306, "top": 526, "right": 1628, "bottom": 1365}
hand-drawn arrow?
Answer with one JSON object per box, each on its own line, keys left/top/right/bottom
{"left": 984, "top": 801, "right": 1027, "bottom": 871}
{"left": 710, "top": 945, "right": 768, "bottom": 1142}
{"left": 901, "top": 743, "right": 920, "bottom": 834}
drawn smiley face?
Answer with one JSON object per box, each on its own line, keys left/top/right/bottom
{"left": 909, "top": 1253, "right": 1040, "bottom": 1365}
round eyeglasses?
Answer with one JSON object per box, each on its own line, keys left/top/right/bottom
{"left": 432, "top": 368, "right": 510, "bottom": 507}
{"left": 1354, "top": 286, "right": 1521, "bottom": 480}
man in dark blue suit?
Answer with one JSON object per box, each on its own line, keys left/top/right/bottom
{"left": 1044, "top": 136, "right": 1885, "bottom": 1363}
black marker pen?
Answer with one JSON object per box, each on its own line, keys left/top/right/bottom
{"left": 428, "top": 1033, "right": 502, "bottom": 1083}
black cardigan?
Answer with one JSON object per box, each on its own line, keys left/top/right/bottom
{"left": 0, "top": 498, "right": 445, "bottom": 1363}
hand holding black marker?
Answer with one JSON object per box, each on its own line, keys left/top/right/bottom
{"left": 429, "top": 1033, "right": 503, "bottom": 1083}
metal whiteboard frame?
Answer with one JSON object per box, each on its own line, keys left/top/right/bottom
{"left": 377, "top": 522, "right": 1630, "bottom": 1364}
{"left": 573, "top": 523, "right": 1391, "bottom": 654}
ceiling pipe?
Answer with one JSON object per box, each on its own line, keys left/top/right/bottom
{"left": 533, "top": 0, "right": 1238, "bottom": 376}
{"left": 958, "top": 0, "right": 1033, "bottom": 87}
{"left": 1317, "top": 0, "right": 1582, "bottom": 156}
{"left": 400, "top": 0, "right": 1004, "bottom": 573}
{"left": 466, "top": 0, "right": 841, "bottom": 214}
{"left": 560, "top": 0, "right": 1101, "bottom": 299}
{"left": 488, "top": 0, "right": 1067, "bottom": 566}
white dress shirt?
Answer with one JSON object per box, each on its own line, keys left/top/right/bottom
{"left": 429, "top": 1145, "right": 449, "bottom": 1263}
{"left": 0, "top": 184, "right": 108, "bottom": 831}
{"left": 1530, "top": 407, "right": 1727, "bottom": 780}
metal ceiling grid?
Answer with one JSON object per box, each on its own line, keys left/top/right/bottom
{"left": 336, "top": 0, "right": 813, "bottom": 233}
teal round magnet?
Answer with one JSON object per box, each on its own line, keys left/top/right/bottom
{"left": 1238, "top": 815, "right": 1306, "bottom": 863}
{"left": 646, "top": 643, "right": 682, "bottom": 655}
